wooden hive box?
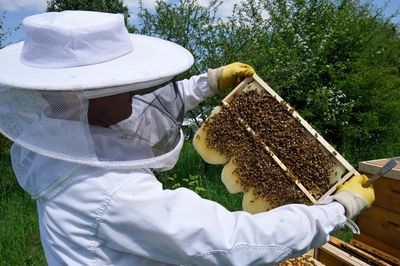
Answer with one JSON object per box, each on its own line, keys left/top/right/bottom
{"left": 314, "top": 158, "right": 400, "bottom": 266}
{"left": 218, "top": 74, "right": 360, "bottom": 205}
{"left": 355, "top": 158, "right": 400, "bottom": 260}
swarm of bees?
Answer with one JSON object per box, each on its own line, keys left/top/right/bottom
{"left": 194, "top": 86, "right": 337, "bottom": 213}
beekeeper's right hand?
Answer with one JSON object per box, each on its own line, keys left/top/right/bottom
{"left": 332, "top": 175, "right": 375, "bottom": 218}
{"left": 208, "top": 62, "right": 255, "bottom": 91}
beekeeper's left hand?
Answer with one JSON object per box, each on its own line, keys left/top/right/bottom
{"left": 208, "top": 62, "right": 255, "bottom": 91}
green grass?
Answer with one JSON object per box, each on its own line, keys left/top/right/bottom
{"left": 0, "top": 140, "right": 46, "bottom": 265}
{"left": 333, "top": 227, "right": 353, "bottom": 243}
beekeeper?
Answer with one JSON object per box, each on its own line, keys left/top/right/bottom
{"left": 0, "top": 11, "right": 374, "bottom": 266}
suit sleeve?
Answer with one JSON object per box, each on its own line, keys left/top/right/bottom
{"left": 177, "top": 73, "right": 217, "bottom": 113}
{"left": 98, "top": 172, "right": 346, "bottom": 266}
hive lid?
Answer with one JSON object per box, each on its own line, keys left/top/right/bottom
{"left": 358, "top": 158, "right": 400, "bottom": 180}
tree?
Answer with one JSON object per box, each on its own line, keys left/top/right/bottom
{"left": 0, "top": 11, "right": 7, "bottom": 48}
{"left": 0, "top": 11, "right": 20, "bottom": 48}
{"left": 137, "top": 0, "right": 229, "bottom": 120}
{"left": 137, "top": 0, "right": 223, "bottom": 76}
{"left": 47, "top": 0, "right": 130, "bottom": 24}
{"left": 252, "top": 0, "right": 400, "bottom": 163}
{"left": 137, "top": 0, "right": 400, "bottom": 164}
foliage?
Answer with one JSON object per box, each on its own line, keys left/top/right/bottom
{"left": 0, "top": 11, "right": 6, "bottom": 48}
{"left": 251, "top": 0, "right": 400, "bottom": 164}
{"left": 137, "top": 0, "right": 224, "bottom": 76}
{"left": 0, "top": 11, "right": 20, "bottom": 48}
{"left": 137, "top": 0, "right": 400, "bottom": 164}
{"left": 47, "top": 0, "right": 130, "bottom": 24}
{"left": 136, "top": 0, "right": 258, "bottom": 119}
{"left": 0, "top": 135, "right": 11, "bottom": 153}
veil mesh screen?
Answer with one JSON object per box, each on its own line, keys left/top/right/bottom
{"left": 0, "top": 81, "right": 184, "bottom": 169}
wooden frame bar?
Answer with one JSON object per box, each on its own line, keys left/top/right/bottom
{"left": 318, "top": 243, "right": 371, "bottom": 266}
{"left": 328, "top": 237, "right": 392, "bottom": 266}
{"left": 351, "top": 239, "right": 400, "bottom": 265}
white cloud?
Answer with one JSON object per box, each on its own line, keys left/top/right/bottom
{"left": 216, "top": 0, "right": 240, "bottom": 17}
{"left": 125, "top": 0, "right": 241, "bottom": 19}
{"left": 0, "top": 0, "right": 47, "bottom": 11}
{"left": 124, "top": 0, "right": 158, "bottom": 10}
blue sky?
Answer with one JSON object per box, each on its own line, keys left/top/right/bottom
{"left": 1, "top": 0, "right": 399, "bottom": 45}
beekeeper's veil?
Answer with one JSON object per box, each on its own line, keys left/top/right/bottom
{"left": 0, "top": 11, "right": 194, "bottom": 170}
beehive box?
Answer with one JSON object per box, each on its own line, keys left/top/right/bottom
{"left": 315, "top": 238, "right": 378, "bottom": 266}
{"left": 194, "top": 74, "right": 360, "bottom": 213}
{"left": 315, "top": 235, "right": 400, "bottom": 265}
{"left": 314, "top": 158, "right": 400, "bottom": 266}
{"left": 355, "top": 158, "right": 400, "bottom": 260}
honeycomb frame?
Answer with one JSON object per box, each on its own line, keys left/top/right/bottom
{"left": 220, "top": 74, "right": 360, "bottom": 204}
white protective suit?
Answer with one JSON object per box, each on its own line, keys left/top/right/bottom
{"left": 12, "top": 73, "right": 346, "bottom": 266}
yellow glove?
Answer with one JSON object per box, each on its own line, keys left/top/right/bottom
{"left": 208, "top": 62, "right": 255, "bottom": 91}
{"left": 332, "top": 175, "right": 375, "bottom": 218}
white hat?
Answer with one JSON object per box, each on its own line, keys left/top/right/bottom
{"left": 0, "top": 10, "right": 194, "bottom": 91}
{"left": 0, "top": 11, "right": 193, "bottom": 170}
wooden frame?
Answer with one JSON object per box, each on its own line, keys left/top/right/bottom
{"left": 221, "top": 74, "right": 359, "bottom": 203}
{"left": 314, "top": 236, "right": 400, "bottom": 265}
{"left": 350, "top": 239, "right": 400, "bottom": 265}
{"left": 317, "top": 242, "right": 371, "bottom": 266}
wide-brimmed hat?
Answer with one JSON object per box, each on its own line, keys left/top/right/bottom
{"left": 0, "top": 10, "right": 194, "bottom": 92}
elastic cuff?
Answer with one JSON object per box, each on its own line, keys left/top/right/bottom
{"left": 331, "top": 190, "right": 368, "bottom": 219}
{"left": 207, "top": 67, "right": 222, "bottom": 92}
